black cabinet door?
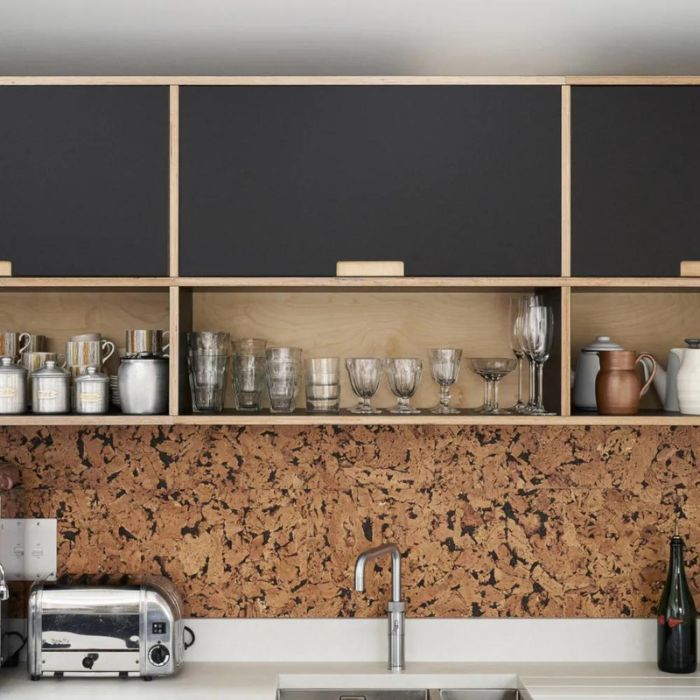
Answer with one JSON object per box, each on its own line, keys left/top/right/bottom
{"left": 0, "top": 87, "right": 169, "bottom": 276}
{"left": 573, "top": 86, "right": 700, "bottom": 277}
{"left": 180, "top": 86, "right": 561, "bottom": 277}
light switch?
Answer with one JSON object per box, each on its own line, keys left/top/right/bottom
{"left": 0, "top": 519, "right": 57, "bottom": 581}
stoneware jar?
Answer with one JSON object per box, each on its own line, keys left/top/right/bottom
{"left": 596, "top": 350, "right": 657, "bottom": 416}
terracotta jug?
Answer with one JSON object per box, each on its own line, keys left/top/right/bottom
{"left": 596, "top": 350, "right": 657, "bottom": 415}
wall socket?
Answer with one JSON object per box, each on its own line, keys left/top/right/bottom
{"left": 0, "top": 519, "right": 57, "bottom": 581}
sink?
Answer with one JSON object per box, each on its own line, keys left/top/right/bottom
{"left": 278, "top": 691, "right": 518, "bottom": 700}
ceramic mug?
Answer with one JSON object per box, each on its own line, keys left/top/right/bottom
{"left": 125, "top": 329, "right": 170, "bottom": 357}
{"left": 18, "top": 333, "right": 46, "bottom": 355}
{"left": 66, "top": 339, "right": 116, "bottom": 370}
{"left": 0, "top": 332, "right": 21, "bottom": 360}
{"left": 70, "top": 333, "right": 102, "bottom": 342}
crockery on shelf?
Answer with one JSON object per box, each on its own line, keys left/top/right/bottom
{"left": 266, "top": 347, "right": 302, "bottom": 414}
{"left": 384, "top": 358, "right": 423, "bottom": 415}
{"left": 0, "top": 332, "right": 25, "bottom": 362}
{"left": 471, "top": 357, "right": 517, "bottom": 415}
{"left": 595, "top": 350, "right": 656, "bottom": 416}
{"left": 345, "top": 358, "right": 383, "bottom": 414}
{"left": 429, "top": 348, "right": 462, "bottom": 415}
{"left": 125, "top": 329, "right": 170, "bottom": 358}
{"left": 305, "top": 357, "right": 340, "bottom": 413}
{"left": 0, "top": 356, "right": 27, "bottom": 414}
{"left": 32, "top": 360, "right": 70, "bottom": 414}
{"left": 572, "top": 335, "right": 624, "bottom": 411}
{"left": 119, "top": 356, "right": 169, "bottom": 415}
{"left": 18, "top": 333, "right": 46, "bottom": 355}
{"left": 232, "top": 338, "right": 267, "bottom": 411}
{"left": 73, "top": 365, "right": 110, "bottom": 414}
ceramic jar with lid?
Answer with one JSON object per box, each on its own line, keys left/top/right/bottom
{"left": 74, "top": 365, "right": 110, "bottom": 414}
{"left": 32, "top": 360, "right": 70, "bottom": 414}
{"left": 572, "top": 335, "right": 624, "bottom": 410}
{"left": 0, "top": 356, "right": 27, "bottom": 414}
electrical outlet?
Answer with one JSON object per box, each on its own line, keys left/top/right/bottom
{"left": 0, "top": 519, "right": 57, "bottom": 581}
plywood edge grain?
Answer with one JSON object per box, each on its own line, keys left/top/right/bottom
{"left": 0, "top": 277, "right": 171, "bottom": 288}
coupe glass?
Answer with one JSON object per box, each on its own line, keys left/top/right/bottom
{"left": 345, "top": 358, "right": 382, "bottom": 414}
{"left": 384, "top": 358, "right": 423, "bottom": 414}
{"left": 521, "top": 305, "right": 556, "bottom": 416}
{"left": 429, "top": 348, "right": 462, "bottom": 414}
{"left": 470, "top": 358, "right": 517, "bottom": 414}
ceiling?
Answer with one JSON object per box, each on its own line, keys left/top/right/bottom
{"left": 1, "top": 0, "right": 700, "bottom": 76}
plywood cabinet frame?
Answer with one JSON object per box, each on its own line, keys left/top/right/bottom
{"left": 1, "top": 75, "right": 700, "bottom": 427}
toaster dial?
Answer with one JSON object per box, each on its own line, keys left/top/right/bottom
{"left": 148, "top": 643, "right": 170, "bottom": 667}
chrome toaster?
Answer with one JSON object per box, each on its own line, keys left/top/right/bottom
{"left": 28, "top": 578, "right": 190, "bottom": 680}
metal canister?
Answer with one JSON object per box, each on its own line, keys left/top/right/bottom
{"left": 0, "top": 356, "right": 27, "bottom": 414}
{"left": 73, "top": 365, "right": 109, "bottom": 414}
{"left": 118, "top": 356, "right": 169, "bottom": 415}
{"left": 32, "top": 360, "right": 70, "bottom": 414}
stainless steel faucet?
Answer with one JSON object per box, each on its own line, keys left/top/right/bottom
{"left": 354, "top": 543, "right": 405, "bottom": 671}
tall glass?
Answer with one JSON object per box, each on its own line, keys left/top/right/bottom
{"left": 232, "top": 338, "right": 267, "bottom": 411}
{"left": 521, "top": 305, "right": 556, "bottom": 416}
{"left": 508, "top": 296, "right": 529, "bottom": 413}
{"left": 266, "top": 347, "right": 302, "bottom": 413}
{"left": 186, "top": 331, "right": 230, "bottom": 413}
{"left": 305, "top": 357, "right": 340, "bottom": 413}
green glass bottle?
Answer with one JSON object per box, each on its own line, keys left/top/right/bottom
{"left": 657, "top": 524, "right": 697, "bottom": 673}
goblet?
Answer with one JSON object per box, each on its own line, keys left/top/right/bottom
{"left": 384, "top": 358, "right": 423, "bottom": 415}
{"left": 345, "top": 358, "right": 383, "bottom": 414}
{"left": 429, "top": 348, "right": 462, "bottom": 414}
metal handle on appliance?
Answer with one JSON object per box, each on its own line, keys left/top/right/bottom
{"left": 0, "top": 562, "right": 9, "bottom": 601}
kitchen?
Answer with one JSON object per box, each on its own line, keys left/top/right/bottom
{"left": 1, "top": 2, "right": 700, "bottom": 698}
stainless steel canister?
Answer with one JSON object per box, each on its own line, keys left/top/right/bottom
{"left": 0, "top": 356, "right": 27, "bottom": 414}
{"left": 74, "top": 365, "right": 110, "bottom": 414}
{"left": 118, "top": 356, "right": 168, "bottom": 414}
{"left": 32, "top": 360, "right": 70, "bottom": 414}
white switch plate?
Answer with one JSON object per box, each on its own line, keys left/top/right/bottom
{"left": 0, "top": 519, "right": 57, "bottom": 581}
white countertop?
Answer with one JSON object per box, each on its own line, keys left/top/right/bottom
{"left": 2, "top": 661, "right": 700, "bottom": 699}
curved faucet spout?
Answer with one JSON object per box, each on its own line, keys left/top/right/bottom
{"left": 354, "top": 543, "right": 402, "bottom": 602}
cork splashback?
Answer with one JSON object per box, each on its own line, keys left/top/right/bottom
{"left": 0, "top": 425, "right": 698, "bottom": 618}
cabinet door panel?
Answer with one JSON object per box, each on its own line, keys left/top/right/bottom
{"left": 180, "top": 86, "right": 561, "bottom": 277}
{"left": 0, "top": 86, "right": 169, "bottom": 276}
{"left": 573, "top": 86, "right": 700, "bottom": 277}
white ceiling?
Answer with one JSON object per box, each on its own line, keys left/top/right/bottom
{"left": 2, "top": 0, "right": 700, "bottom": 76}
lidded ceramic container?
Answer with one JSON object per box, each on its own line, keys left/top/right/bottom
{"left": 0, "top": 356, "right": 27, "bottom": 414}
{"left": 573, "top": 336, "right": 623, "bottom": 411}
{"left": 32, "top": 360, "right": 70, "bottom": 414}
{"left": 74, "top": 365, "right": 110, "bottom": 414}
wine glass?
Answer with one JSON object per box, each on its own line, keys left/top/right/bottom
{"left": 429, "top": 348, "right": 462, "bottom": 414}
{"left": 521, "top": 305, "right": 556, "bottom": 416}
{"left": 470, "top": 358, "right": 517, "bottom": 414}
{"left": 508, "top": 297, "right": 529, "bottom": 414}
{"left": 345, "top": 358, "right": 383, "bottom": 414}
{"left": 384, "top": 358, "right": 422, "bottom": 414}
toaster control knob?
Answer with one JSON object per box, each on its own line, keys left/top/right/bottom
{"left": 82, "top": 653, "right": 99, "bottom": 669}
{"left": 148, "top": 643, "right": 170, "bottom": 667}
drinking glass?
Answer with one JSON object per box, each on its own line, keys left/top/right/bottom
{"left": 266, "top": 347, "right": 302, "bottom": 413}
{"left": 305, "top": 357, "right": 340, "bottom": 413}
{"left": 470, "top": 358, "right": 517, "bottom": 414}
{"left": 187, "top": 331, "right": 230, "bottom": 355}
{"left": 232, "top": 338, "right": 267, "bottom": 411}
{"left": 521, "top": 305, "right": 556, "bottom": 416}
{"left": 508, "top": 296, "right": 529, "bottom": 414}
{"left": 384, "top": 358, "right": 423, "bottom": 414}
{"left": 345, "top": 358, "right": 383, "bottom": 414}
{"left": 429, "top": 348, "right": 462, "bottom": 414}
{"left": 188, "top": 352, "right": 228, "bottom": 413}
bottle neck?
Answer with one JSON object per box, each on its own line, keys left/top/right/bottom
{"left": 670, "top": 537, "right": 685, "bottom": 571}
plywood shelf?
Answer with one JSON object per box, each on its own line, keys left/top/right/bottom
{"left": 3, "top": 411, "right": 699, "bottom": 427}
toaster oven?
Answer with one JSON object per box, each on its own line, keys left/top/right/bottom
{"left": 28, "top": 578, "right": 189, "bottom": 680}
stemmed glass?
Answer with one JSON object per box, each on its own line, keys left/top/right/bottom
{"left": 470, "top": 358, "right": 517, "bottom": 414}
{"left": 521, "top": 304, "right": 556, "bottom": 416}
{"left": 346, "top": 358, "right": 383, "bottom": 414}
{"left": 508, "top": 297, "right": 529, "bottom": 414}
{"left": 429, "top": 348, "right": 462, "bottom": 414}
{"left": 384, "top": 358, "right": 423, "bottom": 414}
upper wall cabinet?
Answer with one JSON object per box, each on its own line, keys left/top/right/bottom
{"left": 572, "top": 86, "right": 700, "bottom": 277}
{"left": 180, "top": 86, "right": 561, "bottom": 277}
{"left": 0, "top": 87, "right": 169, "bottom": 276}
